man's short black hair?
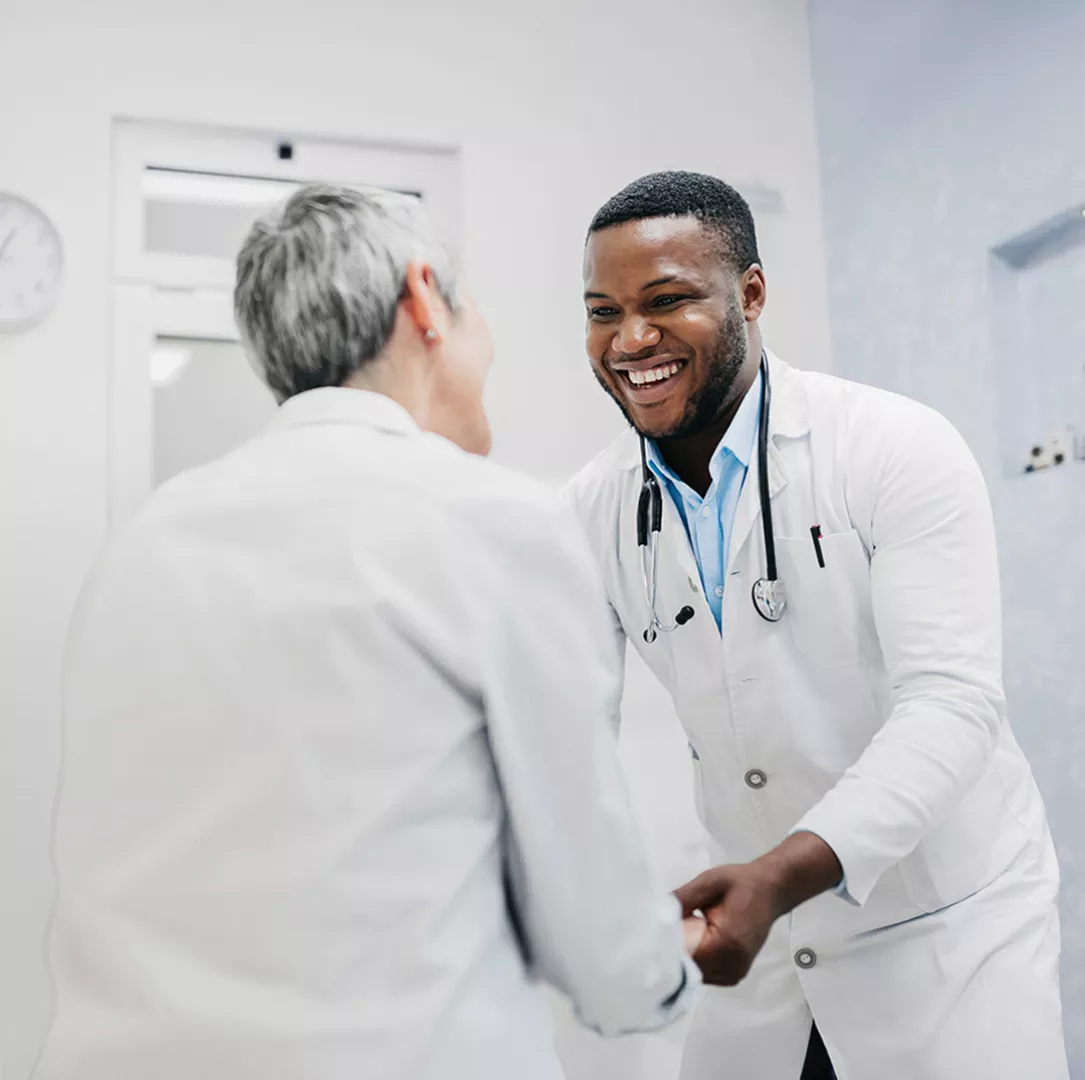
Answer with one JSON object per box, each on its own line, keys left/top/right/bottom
{"left": 588, "top": 171, "right": 760, "bottom": 272}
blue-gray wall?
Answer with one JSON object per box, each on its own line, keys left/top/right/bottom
{"left": 809, "top": 1, "right": 1085, "bottom": 1070}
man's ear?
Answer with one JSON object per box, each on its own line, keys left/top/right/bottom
{"left": 740, "top": 265, "right": 766, "bottom": 322}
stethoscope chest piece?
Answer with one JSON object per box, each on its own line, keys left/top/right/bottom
{"left": 752, "top": 577, "right": 788, "bottom": 622}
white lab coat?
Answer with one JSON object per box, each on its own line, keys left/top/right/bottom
{"left": 35, "top": 388, "right": 698, "bottom": 1080}
{"left": 566, "top": 354, "right": 1069, "bottom": 1079}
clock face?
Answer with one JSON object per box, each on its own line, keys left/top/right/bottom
{"left": 0, "top": 193, "right": 63, "bottom": 332}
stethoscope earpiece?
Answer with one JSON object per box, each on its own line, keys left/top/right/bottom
{"left": 638, "top": 351, "right": 786, "bottom": 642}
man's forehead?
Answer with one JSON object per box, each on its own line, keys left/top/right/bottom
{"left": 584, "top": 216, "right": 719, "bottom": 281}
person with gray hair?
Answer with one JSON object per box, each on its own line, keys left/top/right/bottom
{"left": 235, "top": 184, "right": 490, "bottom": 452}
{"left": 34, "top": 183, "right": 702, "bottom": 1080}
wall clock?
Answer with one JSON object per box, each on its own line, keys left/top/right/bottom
{"left": 0, "top": 193, "right": 63, "bottom": 332}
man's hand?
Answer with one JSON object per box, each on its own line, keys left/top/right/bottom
{"left": 674, "top": 862, "right": 779, "bottom": 985}
{"left": 675, "top": 832, "right": 843, "bottom": 986}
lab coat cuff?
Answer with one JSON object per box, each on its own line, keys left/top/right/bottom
{"left": 569, "top": 954, "right": 702, "bottom": 1037}
{"left": 789, "top": 820, "right": 869, "bottom": 907}
{"left": 643, "top": 893, "right": 702, "bottom": 1025}
{"left": 663, "top": 955, "right": 704, "bottom": 1020}
{"left": 649, "top": 898, "right": 703, "bottom": 1025}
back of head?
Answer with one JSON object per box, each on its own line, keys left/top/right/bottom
{"left": 589, "top": 170, "right": 760, "bottom": 273}
{"left": 235, "top": 184, "right": 458, "bottom": 402}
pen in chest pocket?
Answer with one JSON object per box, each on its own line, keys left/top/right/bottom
{"left": 810, "top": 525, "right": 826, "bottom": 568}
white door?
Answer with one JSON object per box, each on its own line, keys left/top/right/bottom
{"left": 108, "top": 120, "right": 461, "bottom": 529}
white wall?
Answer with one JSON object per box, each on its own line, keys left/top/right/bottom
{"left": 0, "top": 2, "right": 831, "bottom": 1077}
{"left": 808, "top": 1, "right": 1085, "bottom": 1073}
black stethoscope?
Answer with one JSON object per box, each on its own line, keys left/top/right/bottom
{"left": 637, "top": 351, "right": 787, "bottom": 644}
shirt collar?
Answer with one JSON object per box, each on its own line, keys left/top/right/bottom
{"left": 270, "top": 387, "right": 421, "bottom": 438}
{"left": 646, "top": 367, "right": 762, "bottom": 488}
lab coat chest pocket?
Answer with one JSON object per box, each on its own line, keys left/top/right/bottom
{"left": 773, "top": 529, "right": 868, "bottom": 668}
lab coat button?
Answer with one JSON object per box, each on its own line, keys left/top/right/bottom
{"left": 795, "top": 948, "right": 817, "bottom": 970}
{"left": 744, "top": 768, "right": 767, "bottom": 790}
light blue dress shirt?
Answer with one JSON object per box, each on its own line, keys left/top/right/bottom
{"left": 646, "top": 369, "right": 762, "bottom": 632}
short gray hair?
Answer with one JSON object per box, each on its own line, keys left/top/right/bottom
{"left": 234, "top": 184, "right": 458, "bottom": 401}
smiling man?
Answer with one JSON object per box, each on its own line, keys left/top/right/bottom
{"left": 565, "top": 172, "right": 1068, "bottom": 1080}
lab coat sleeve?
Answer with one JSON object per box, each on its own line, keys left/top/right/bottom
{"left": 561, "top": 480, "right": 629, "bottom": 735}
{"left": 793, "top": 404, "right": 1005, "bottom": 907}
{"left": 480, "top": 496, "right": 699, "bottom": 1036}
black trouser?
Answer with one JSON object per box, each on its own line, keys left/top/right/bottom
{"left": 800, "top": 1024, "right": 836, "bottom": 1080}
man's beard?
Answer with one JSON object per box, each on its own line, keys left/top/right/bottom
{"left": 597, "top": 296, "right": 748, "bottom": 440}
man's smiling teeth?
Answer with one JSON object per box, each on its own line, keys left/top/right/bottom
{"left": 625, "top": 362, "right": 683, "bottom": 386}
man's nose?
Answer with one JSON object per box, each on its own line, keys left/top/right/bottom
{"left": 613, "top": 316, "right": 662, "bottom": 358}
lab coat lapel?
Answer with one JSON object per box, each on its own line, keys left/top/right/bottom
{"left": 728, "top": 440, "right": 786, "bottom": 575}
{"left": 727, "top": 354, "right": 808, "bottom": 573}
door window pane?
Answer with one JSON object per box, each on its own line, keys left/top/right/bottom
{"left": 152, "top": 335, "right": 277, "bottom": 485}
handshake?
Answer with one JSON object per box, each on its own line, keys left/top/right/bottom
{"left": 675, "top": 832, "right": 842, "bottom": 986}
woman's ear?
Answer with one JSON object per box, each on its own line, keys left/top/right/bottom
{"left": 401, "top": 260, "right": 451, "bottom": 345}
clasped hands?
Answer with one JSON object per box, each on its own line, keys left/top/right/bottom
{"left": 676, "top": 832, "right": 843, "bottom": 986}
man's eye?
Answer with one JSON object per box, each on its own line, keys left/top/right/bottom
{"left": 588, "top": 307, "right": 619, "bottom": 319}
{"left": 652, "top": 295, "right": 687, "bottom": 308}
